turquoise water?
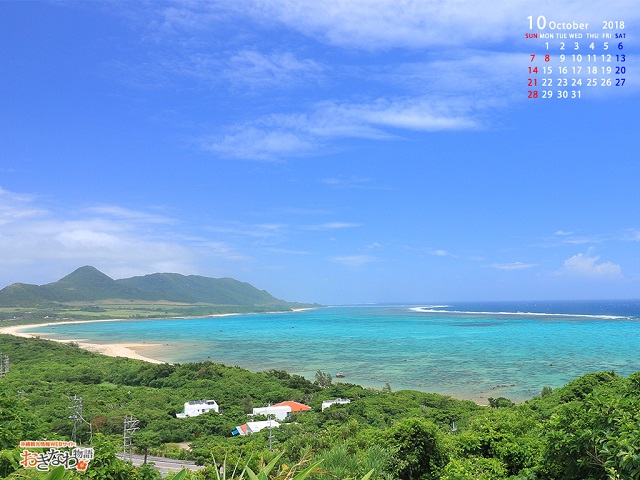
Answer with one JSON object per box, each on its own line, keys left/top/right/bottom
{"left": 23, "top": 301, "right": 640, "bottom": 403}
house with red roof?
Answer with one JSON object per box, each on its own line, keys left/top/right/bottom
{"left": 251, "top": 401, "right": 312, "bottom": 420}
{"left": 273, "top": 401, "right": 312, "bottom": 412}
{"left": 233, "top": 401, "right": 311, "bottom": 435}
{"left": 233, "top": 420, "right": 280, "bottom": 436}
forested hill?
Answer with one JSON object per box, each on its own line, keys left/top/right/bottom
{"left": 2, "top": 334, "right": 640, "bottom": 479}
{"left": 0, "top": 265, "right": 304, "bottom": 308}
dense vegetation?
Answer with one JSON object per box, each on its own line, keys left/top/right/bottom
{"left": 1, "top": 334, "right": 639, "bottom": 479}
{"left": 0, "top": 266, "right": 318, "bottom": 321}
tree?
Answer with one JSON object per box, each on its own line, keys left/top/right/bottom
{"left": 544, "top": 387, "right": 640, "bottom": 479}
{"left": 440, "top": 456, "right": 508, "bottom": 480}
{"left": 135, "top": 430, "right": 163, "bottom": 463}
{"left": 82, "top": 433, "right": 158, "bottom": 480}
{"left": 243, "top": 396, "right": 253, "bottom": 414}
{"left": 386, "top": 418, "right": 447, "bottom": 480}
{"left": 487, "top": 397, "right": 514, "bottom": 409}
{"left": 448, "top": 405, "right": 544, "bottom": 478}
{"left": 314, "top": 371, "right": 332, "bottom": 389}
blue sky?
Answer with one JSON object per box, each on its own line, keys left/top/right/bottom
{"left": 1, "top": 1, "right": 639, "bottom": 304}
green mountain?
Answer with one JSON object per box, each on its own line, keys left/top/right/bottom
{"left": 0, "top": 266, "right": 297, "bottom": 308}
{"left": 0, "top": 282, "right": 57, "bottom": 306}
{"left": 43, "top": 266, "right": 147, "bottom": 302}
{"left": 117, "top": 273, "right": 281, "bottom": 305}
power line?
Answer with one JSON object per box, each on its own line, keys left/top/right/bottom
{"left": 267, "top": 414, "right": 275, "bottom": 451}
{"left": 68, "top": 395, "right": 83, "bottom": 444}
{"left": 0, "top": 353, "right": 9, "bottom": 378}
{"left": 123, "top": 415, "right": 140, "bottom": 462}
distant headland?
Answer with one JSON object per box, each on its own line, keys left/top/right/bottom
{"left": 0, "top": 265, "right": 320, "bottom": 323}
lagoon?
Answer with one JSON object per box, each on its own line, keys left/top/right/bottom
{"left": 22, "top": 301, "right": 640, "bottom": 403}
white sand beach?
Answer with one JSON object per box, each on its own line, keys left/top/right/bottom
{"left": 0, "top": 322, "right": 165, "bottom": 364}
{"left": 0, "top": 309, "right": 313, "bottom": 365}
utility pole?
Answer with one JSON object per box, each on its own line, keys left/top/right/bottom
{"left": 0, "top": 353, "right": 8, "bottom": 378}
{"left": 267, "top": 414, "right": 275, "bottom": 451}
{"left": 123, "top": 415, "right": 139, "bottom": 461}
{"left": 68, "top": 395, "right": 83, "bottom": 444}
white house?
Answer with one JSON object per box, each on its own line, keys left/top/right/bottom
{"left": 321, "top": 398, "right": 351, "bottom": 411}
{"left": 251, "top": 405, "right": 292, "bottom": 420}
{"left": 234, "top": 420, "right": 280, "bottom": 436}
{"left": 176, "top": 399, "right": 219, "bottom": 418}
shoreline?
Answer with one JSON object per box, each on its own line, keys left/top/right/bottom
{"left": 0, "top": 307, "right": 526, "bottom": 405}
{"left": 0, "top": 322, "right": 167, "bottom": 364}
{"left": 0, "top": 308, "right": 315, "bottom": 365}
{"left": 0, "top": 317, "right": 497, "bottom": 406}
{"left": 1, "top": 320, "right": 490, "bottom": 404}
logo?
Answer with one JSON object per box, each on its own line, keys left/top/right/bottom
{"left": 19, "top": 441, "right": 94, "bottom": 472}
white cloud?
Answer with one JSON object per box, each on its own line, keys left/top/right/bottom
{"left": 320, "top": 176, "right": 373, "bottom": 189}
{"left": 0, "top": 217, "right": 194, "bottom": 270}
{"left": 55, "top": 228, "right": 126, "bottom": 250}
{"left": 304, "top": 222, "right": 361, "bottom": 231}
{"left": 266, "top": 247, "right": 312, "bottom": 255}
{"left": 489, "top": 262, "right": 537, "bottom": 271}
{"left": 401, "top": 245, "right": 455, "bottom": 258}
{"left": 115, "top": 2, "right": 567, "bottom": 160}
{"left": 85, "top": 205, "right": 175, "bottom": 224}
{"left": 228, "top": 1, "right": 517, "bottom": 49}
{"left": 560, "top": 253, "right": 622, "bottom": 278}
{"left": 353, "top": 98, "right": 478, "bottom": 130}
{"left": 386, "top": 53, "right": 522, "bottom": 98}
{"left": 0, "top": 187, "right": 47, "bottom": 225}
{"left": 203, "top": 126, "right": 317, "bottom": 161}
{"left": 204, "top": 96, "right": 479, "bottom": 160}
{"left": 0, "top": 188, "right": 200, "bottom": 284}
{"left": 195, "top": 241, "right": 251, "bottom": 262}
{"left": 118, "top": 1, "right": 640, "bottom": 162}
{"left": 563, "top": 237, "right": 596, "bottom": 245}
{"left": 540, "top": 230, "right": 606, "bottom": 248}
{"left": 623, "top": 229, "right": 640, "bottom": 242}
{"left": 224, "top": 50, "right": 325, "bottom": 89}
{"left": 330, "top": 254, "right": 378, "bottom": 267}
{"left": 242, "top": 0, "right": 640, "bottom": 50}
{"left": 428, "top": 249, "right": 451, "bottom": 257}
{"left": 206, "top": 221, "right": 289, "bottom": 240}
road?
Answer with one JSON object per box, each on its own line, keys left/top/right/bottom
{"left": 118, "top": 453, "right": 206, "bottom": 476}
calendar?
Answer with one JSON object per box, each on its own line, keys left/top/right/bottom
{"left": 526, "top": 16, "right": 627, "bottom": 99}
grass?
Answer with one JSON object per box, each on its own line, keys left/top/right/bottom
{"left": 0, "top": 303, "right": 297, "bottom": 324}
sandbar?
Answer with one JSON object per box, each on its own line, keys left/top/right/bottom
{"left": 0, "top": 308, "right": 314, "bottom": 365}
{"left": 0, "top": 321, "right": 165, "bottom": 364}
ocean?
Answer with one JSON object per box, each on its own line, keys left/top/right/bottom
{"left": 23, "top": 300, "right": 640, "bottom": 403}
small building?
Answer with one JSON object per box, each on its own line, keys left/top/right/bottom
{"left": 251, "top": 405, "right": 291, "bottom": 420}
{"left": 176, "top": 399, "right": 219, "bottom": 418}
{"left": 273, "top": 401, "right": 312, "bottom": 413}
{"left": 321, "top": 398, "right": 351, "bottom": 411}
{"left": 233, "top": 420, "right": 280, "bottom": 436}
